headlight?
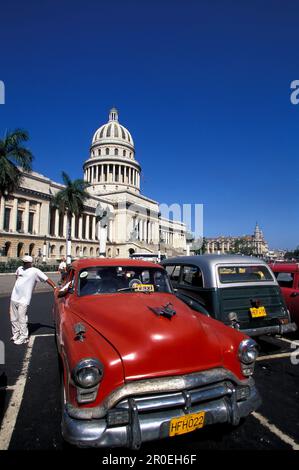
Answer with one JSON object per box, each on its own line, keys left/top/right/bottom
{"left": 72, "top": 358, "right": 103, "bottom": 389}
{"left": 238, "top": 339, "right": 258, "bottom": 376}
{"left": 238, "top": 338, "right": 258, "bottom": 364}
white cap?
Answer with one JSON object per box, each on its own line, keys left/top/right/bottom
{"left": 22, "top": 255, "right": 33, "bottom": 263}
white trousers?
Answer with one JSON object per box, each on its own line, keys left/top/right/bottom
{"left": 10, "top": 301, "right": 29, "bottom": 339}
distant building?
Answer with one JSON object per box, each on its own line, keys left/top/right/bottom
{"left": 205, "top": 223, "right": 269, "bottom": 256}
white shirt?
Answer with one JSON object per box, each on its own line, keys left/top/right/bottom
{"left": 58, "top": 261, "right": 67, "bottom": 271}
{"left": 11, "top": 266, "right": 48, "bottom": 306}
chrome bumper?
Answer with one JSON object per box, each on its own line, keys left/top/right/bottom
{"left": 242, "top": 322, "right": 297, "bottom": 337}
{"left": 62, "top": 369, "right": 261, "bottom": 449}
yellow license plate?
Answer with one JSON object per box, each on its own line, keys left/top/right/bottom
{"left": 169, "top": 411, "right": 205, "bottom": 437}
{"left": 134, "top": 283, "right": 154, "bottom": 292}
{"left": 250, "top": 306, "right": 267, "bottom": 318}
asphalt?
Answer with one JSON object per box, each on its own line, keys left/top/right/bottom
{"left": 0, "top": 290, "right": 299, "bottom": 460}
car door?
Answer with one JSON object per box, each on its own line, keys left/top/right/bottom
{"left": 275, "top": 271, "right": 298, "bottom": 324}
{"left": 286, "top": 272, "right": 299, "bottom": 326}
{"left": 55, "top": 268, "right": 75, "bottom": 338}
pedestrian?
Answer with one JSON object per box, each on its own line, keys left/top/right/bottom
{"left": 10, "top": 255, "right": 56, "bottom": 345}
{"left": 58, "top": 257, "right": 67, "bottom": 284}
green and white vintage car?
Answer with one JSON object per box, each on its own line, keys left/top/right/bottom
{"left": 161, "top": 255, "right": 297, "bottom": 337}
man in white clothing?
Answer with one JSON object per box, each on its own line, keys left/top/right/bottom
{"left": 58, "top": 257, "right": 67, "bottom": 284}
{"left": 10, "top": 255, "right": 56, "bottom": 345}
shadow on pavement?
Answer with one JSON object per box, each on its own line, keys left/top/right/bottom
{"left": 28, "top": 323, "right": 55, "bottom": 335}
{"left": 0, "top": 370, "right": 7, "bottom": 425}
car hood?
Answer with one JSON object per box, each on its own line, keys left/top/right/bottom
{"left": 70, "top": 293, "right": 224, "bottom": 381}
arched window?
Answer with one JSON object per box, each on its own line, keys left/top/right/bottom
{"left": 17, "top": 242, "right": 24, "bottom": 258}
{"left": 90, "top": 247, "right": 94, "bottom": 257}
{"left": 50, "top": 244, "right": 56, "bottom": 255}
{"left": 115, "top": 148, "right": 118, "bottom": 156}
{"left": 59, "top": 245, "right": 64, "bottom": 256}
{"left": 83, "top": 247, "right": 87, "bottom": 257}
{"left": 29, "top": 243, "right": 35, "bottom": 256}
{"left": 96, "top": 248, "right": 99, "bottom": 257}
{"left": 98, "top": 149, "right": 101, "bottom": 156}
{"left": 4, "top": 241, "right": 11, "bottom": 257}
{"left": 106, "top": 148, "right": 109, "bottom": 155}
{"left": 76, "top": 246, "right": 80, "bottom": 256}
{"left": 123, "top": 150, "right": 126, "bottom": 157}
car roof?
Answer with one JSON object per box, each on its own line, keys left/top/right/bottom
{"left": 270, "top": 262, "right": 299, "bottom": 272}
{"left": 71, "top": 258, "right": 161, "bottom": 270}
{"left": 161, "top": 254, "right": 274, "bottom": 288}
{"left": 161, "top": 254, "right": 267, "bottom": 268}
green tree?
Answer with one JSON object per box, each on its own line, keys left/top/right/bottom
{"left": 232, "top": 237, "right": 254, "bottom": 256}
{"left": 0, "top": 129, "right": 34, "bottom": 197}
{"left": 53, "top": 172, "right": 89, "bottom": 264}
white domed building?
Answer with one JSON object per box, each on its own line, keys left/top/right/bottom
{"left": 0, "top": 108, "right": 187, "bottom": 260}
{"left": 84, "top": 108, "right": 141, "bottom": 195}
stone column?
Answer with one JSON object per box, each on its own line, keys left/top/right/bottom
{"left": 34, "top": 203, "right": 40, "bottom": 234}
{"left": 143, "top": 219, "right": 147, "bottom": 243}
{"left": 0, "top": 196, "right": 5, "bottom": 230}
{"left": 112, "top": 165, "right": 115, "bottom": 183}
{"left": 24, "top": 200, "right": 30, "bottom": 233}
{"left": 85, "top": 215, "right": 90, "bottom": 239}
{"left": 78, "top": 216, "right": 83, "bottom": 239}
{"left": 54, "top": 209, "right": 59, "bottom": 236}
{"left": 10, "top": 198, "right": 18, "bottom": 232}
{"left": 139, "top": 219, "right": 143, "bottom": 241}
{"left": 71, "top": 215, "right": 76, "bottom": 238}
{"left": 92, "top": 216, "right": 96, "bottom": 240}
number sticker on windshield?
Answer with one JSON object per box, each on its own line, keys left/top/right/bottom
{"left": 133, "top": 284, "right": 155, "bottom": 292}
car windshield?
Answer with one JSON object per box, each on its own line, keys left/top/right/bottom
{"left": 218, "top": 265, "right": 273, "bottom": 284}
{"left": 78, "top": 266, "right": 172, "bottom": 296}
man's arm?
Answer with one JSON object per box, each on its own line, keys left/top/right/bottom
{"left": 46, "top": 278, "right": 56, "bottom": 290}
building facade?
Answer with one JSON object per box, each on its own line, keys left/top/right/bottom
{"left": 0, "top": 108, "right": 187, "bottom": 261}
{"left": 205, "top": 223, "right": 269, "bottom": 256}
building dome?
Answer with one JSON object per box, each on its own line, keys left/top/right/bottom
{"left": 83, "top": 108, "right": 141, "bottom": 196}
{"left": 91, "top": 108, "right": 134, "bottom": 150}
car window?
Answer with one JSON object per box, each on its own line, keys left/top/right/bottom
{"left": 78, "top": 266, "right": 172, "bottom": 296}
{"left": 181, "top": 265, "right": 203, "bottom": 288}
{"left": 218, "top": 265, "right": 273, "bottom": 283}
{"left": 274, "top": 272, "right": 294, "bottom": 288}
{"left": 165, "top": 265, "right": 181, "bottom": 282}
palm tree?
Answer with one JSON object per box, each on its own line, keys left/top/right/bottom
{"left": 53, "top": 171, "right": 89, "bottom": 264}
{"left": 0, "top": 129, "right": 34, "bottom": 197}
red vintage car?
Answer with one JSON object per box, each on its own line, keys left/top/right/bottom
{"left": 269, "top": 263, "right": 299, "bottom": 328}
{"left": 53, "top": 258, "right": 261, "bottom": 449}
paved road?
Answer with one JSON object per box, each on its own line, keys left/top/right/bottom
{"left": 0, "top": 291, "right": 299, "bottom": 456}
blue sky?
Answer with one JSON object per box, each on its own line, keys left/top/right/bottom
{"left": 0, "top": 0, "right": 298, "bottom": 249}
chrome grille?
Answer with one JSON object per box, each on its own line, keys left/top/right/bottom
{"left": 115, "top": 381, "right": 233, "bottom": 413}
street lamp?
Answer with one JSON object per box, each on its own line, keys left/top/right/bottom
{"left": 157, "top": 212, "right": 166, "bottom": 262}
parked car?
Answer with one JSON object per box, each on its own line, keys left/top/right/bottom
{"left": 161, "top": 255, "right": 297, "bottom": 337}
{"left": 53, "top": 258, "right": 261, "bottom": 449}
{"left": 269, "top": 263, "right": 299, "bottom": 328}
